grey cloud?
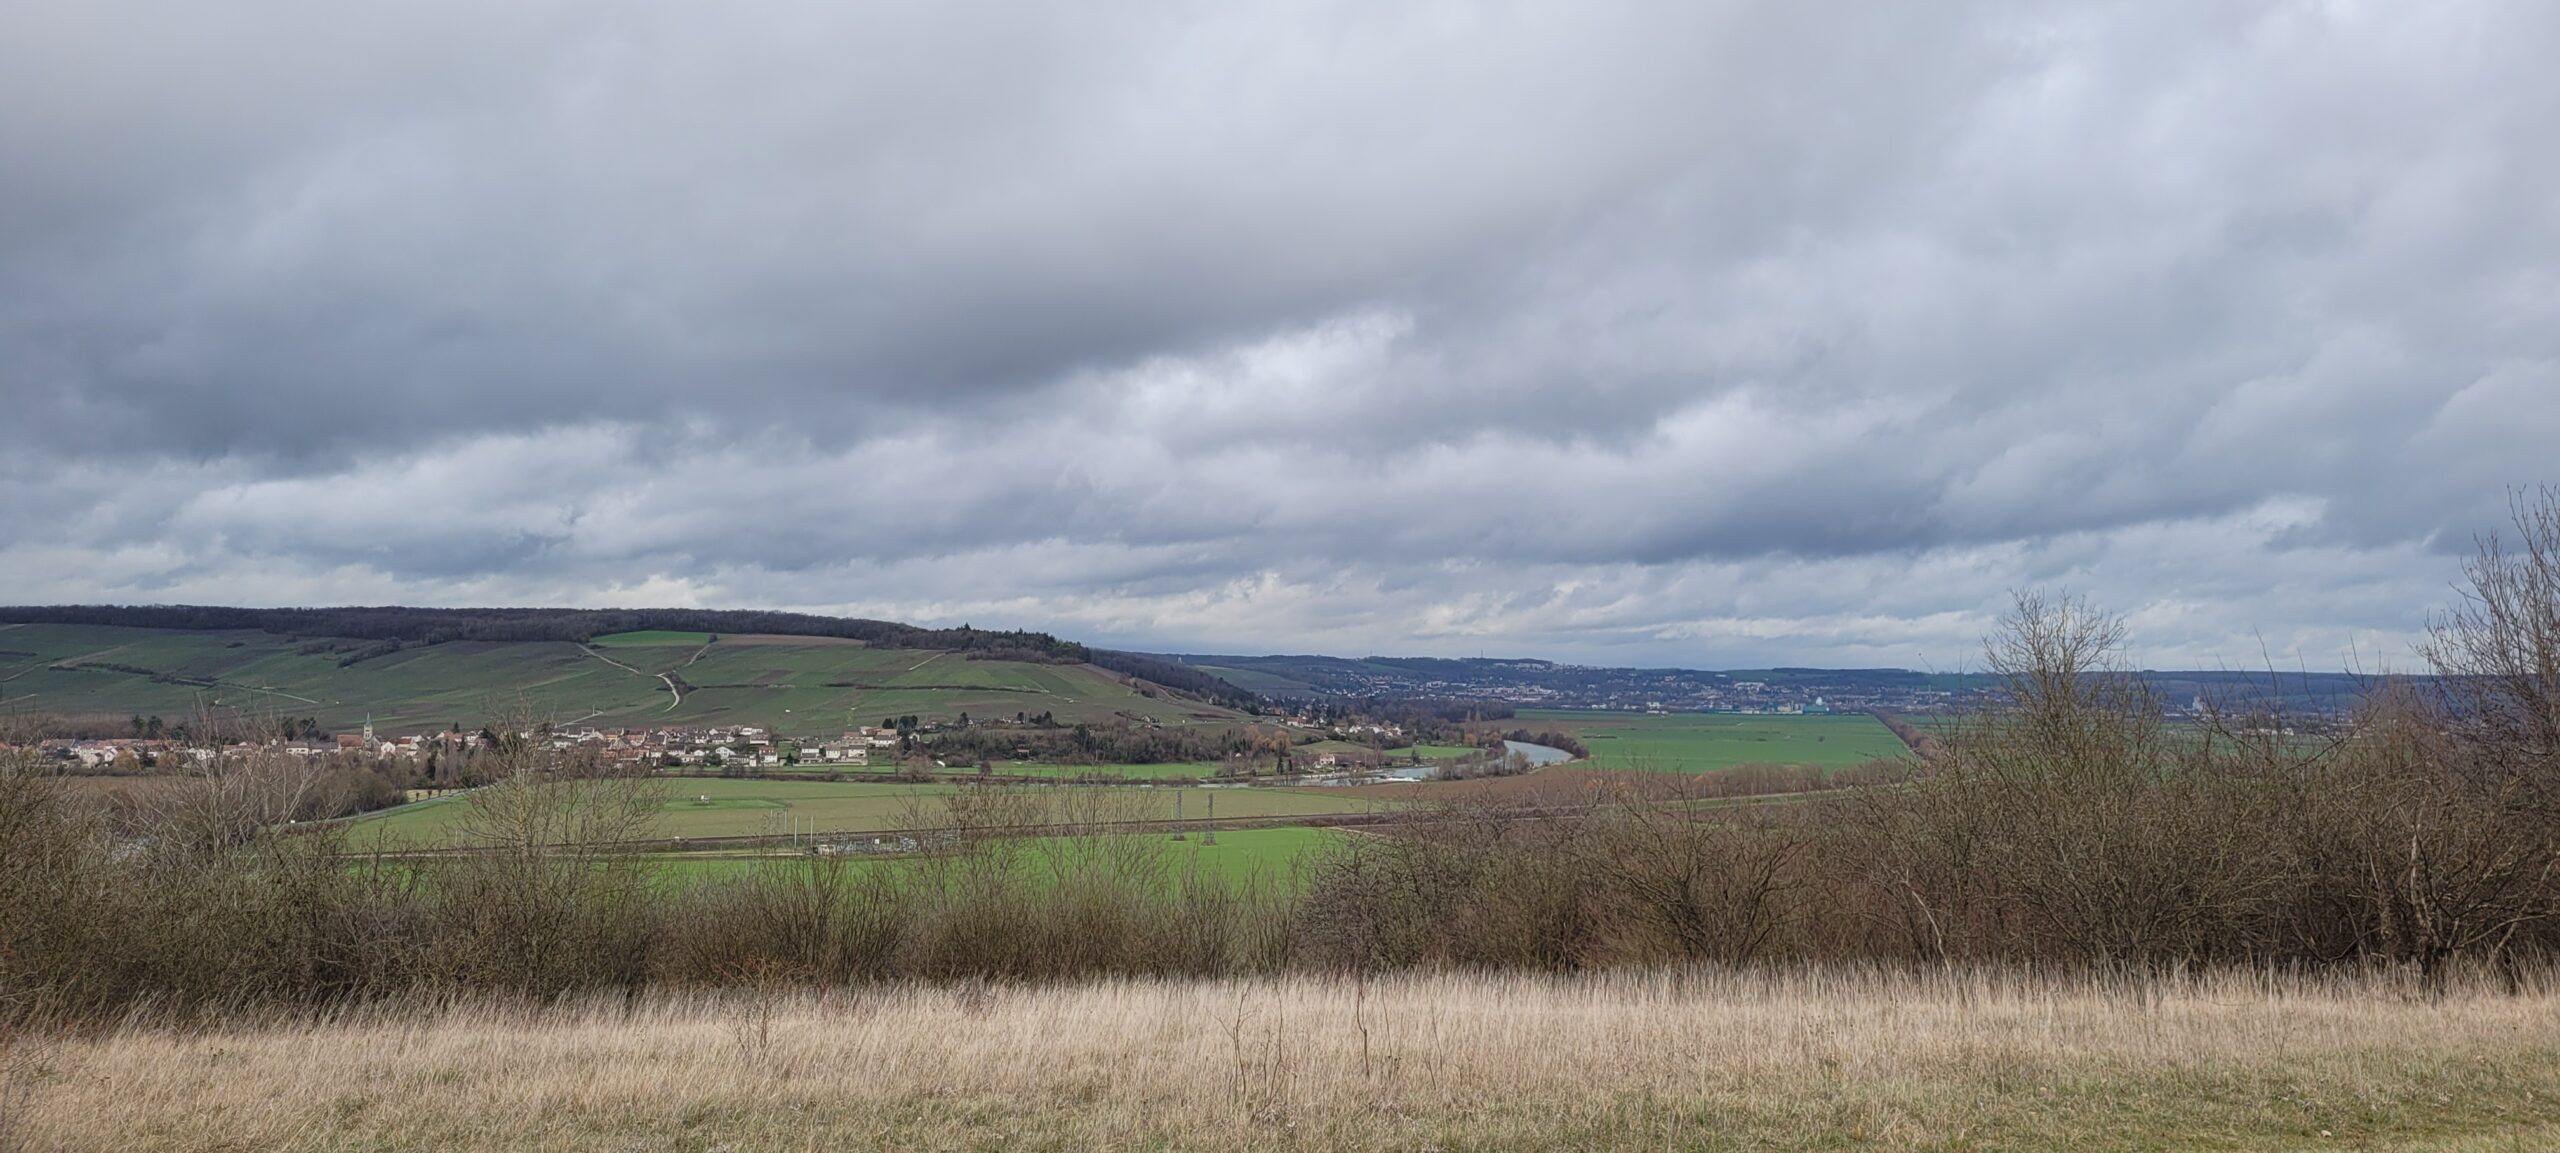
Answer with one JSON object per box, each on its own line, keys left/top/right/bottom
{"left": 2, "top": 1, "right": 2555, "bottom": 668}
{"left": 3, "top": 1, "right": 2004, "bottom": 451}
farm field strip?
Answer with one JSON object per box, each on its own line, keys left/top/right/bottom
{"left": 1382, "top": 743, "right": 1483, "bottom": 759}
{"left": 976, "top": 761, "right": 1227, "bottom": 780}
{"left": 344, "top": 778, "right": 1391, "bottom": 850}
{"left": 1522, "top": 708, "right": 1910, "bottom": 773}
{"left": 636, "top": 826, "right": 1344, "bottom": 886}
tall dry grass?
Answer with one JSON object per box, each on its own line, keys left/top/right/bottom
{"left": 16, "top": 968, "right": 2560, "bottom": 1151}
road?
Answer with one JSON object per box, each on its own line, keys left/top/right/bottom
{"left": 580, "top": 645, "right": 683, "bottom": 711}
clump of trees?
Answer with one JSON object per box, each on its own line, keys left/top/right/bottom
{"left": 1870, "top": 711, "right": 1941, "bottom": 758}
{"left": 1087, "top": 650, "right": 1263, "bottom": 710}
{"left": 918, "top": 722, "right": 1252, "bottom": 767}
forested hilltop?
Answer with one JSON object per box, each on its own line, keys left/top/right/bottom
{"left": 0, "top": 605, "right": 1255, "bottom": 709}
{"left": 0, "top": 605, "right": 1079, "bottom": 657}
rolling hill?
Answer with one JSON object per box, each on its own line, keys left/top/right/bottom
{"left": 0, "top": 619, "right": 1251, "bottom": 737}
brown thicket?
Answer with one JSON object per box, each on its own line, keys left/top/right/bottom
{"left": 1294, "top": 784, "right": 1807, "bottom": 971}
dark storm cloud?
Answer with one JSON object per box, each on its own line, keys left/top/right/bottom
{"left": 2, "top": 0, "right": 2555, "bottom": 666}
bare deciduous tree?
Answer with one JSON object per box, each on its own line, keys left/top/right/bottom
{"left": 2424, "top": 485, "right": 2560, "bottom": 805}
{"left": 433, "top": 708, "right": 662, "bottom": 994}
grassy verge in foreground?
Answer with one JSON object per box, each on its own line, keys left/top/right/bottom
{"left": 20, "top": 969, "right": 2560, "bottom": 1152}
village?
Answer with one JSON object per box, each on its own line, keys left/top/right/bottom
{"left": 25, "top": 721, "right": 911, "bottom": 773}
{"left": 17, "top": 708, "right": 1443, "bottom": 774}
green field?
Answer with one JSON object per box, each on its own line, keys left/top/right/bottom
{"left": 1383, "top": 743, "right": 1482, "bottom": 760}
{"left": 981, "top": 761, "right": 1230, "bottom": 781}
{"left": 0, "top": 623, "right": 1244, "bottom": 736}
{"left": 344, "top": 778, "right": 1388, "bottom": 850}
{"left": 726, "top": 761, "right": 1246, "bottom": 782}
{"left": 588, "top": 630, "right": 713, "bottom": 647}
{"left": 1521, "top": 709, "right": 1911, "bottom": 773}
{"left": 1157, "top": 825, "right": 1344, "bottom": 882}
{"left": 641, "top": 825, "right": 1345, "bottom": 887}
{"left": 341, "top": 779, "right": 937, "bottom": 850}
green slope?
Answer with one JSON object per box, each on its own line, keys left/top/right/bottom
{"left": 0, "top": 623, "right": 1244, "bottom": 737}
{"left": 1187, "top": 664, "right": 1324, "bottom": 695}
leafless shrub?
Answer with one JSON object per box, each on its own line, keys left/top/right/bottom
{"left": 1573, "top": 782, "right": 1805, "bottom": 965}
{"left": 656, "top": 854, "right": 913, "bottom": 986}
{"left": 884, "top": 787, "right": 1291, "bottom": 979}
{"left": 0, "top": 731, "right": 420, "bottom": 1018}
{"left": 425, "top": 713, "right": 662, "bottom": 995}
{"left": 139, "top": 747, "right": 327, "bottom": 857}
{"left": 2293, "top": 682, "right": 2560, "bottom": 974}
{"left": 0, "top": 744, "right": 93, "bottom": 1018}
{"left": 1861, "top": 592, "right": 2296, "bottom": 968}
{"left": 0, "top": 1016, "right": 46, "bottom": 1153}
{"left": 2424, "top": 485, "right": 2560, "bottom": 808}
{"left": 1299, "top": 787, "right": 1806, "bottom": 971}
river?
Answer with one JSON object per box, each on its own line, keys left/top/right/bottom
{"left": 1370, "top": 739, "right": 1574, "bottom": 781}
{"left": 1502, "top": 739, "right": 1574, "bottom": 766}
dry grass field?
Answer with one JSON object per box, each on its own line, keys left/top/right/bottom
{"left": 14, "top": 968, "right": 2560, "bottom": 1152}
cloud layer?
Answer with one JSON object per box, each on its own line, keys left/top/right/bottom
{"left": 5, "top": 0, "right": 2555, "bottom": 668}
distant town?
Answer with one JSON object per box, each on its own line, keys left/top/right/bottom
{"left": 1179, "top": 654, "right": 2373, "bottom": 720}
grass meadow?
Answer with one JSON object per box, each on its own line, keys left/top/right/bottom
{"left": 639, "top": 825, "right": 1344, "bottom": 886}
{"left": 17, "top": 968, "right": 2560, "bottom": 1152}
{"left": 983, "top": 760, "right": 1230, "bottom": 780}
{"left": 710, "top": 760, "right": 1242, "bottom": 781}
{"left": 342, "top": 777, "right": 1390, "bottom": 850}
{"left": 1383, "top": 742, "right": 1483, "bottom": 759}
{"left": 1524, "top": 709, "right": 1911, "bottom": 773}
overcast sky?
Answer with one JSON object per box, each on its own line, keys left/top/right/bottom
{"left": 4, "top": 1, "right": 2554, "bottom": 669}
